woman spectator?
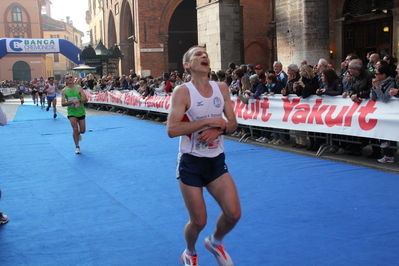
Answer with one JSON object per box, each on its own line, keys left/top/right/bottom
{"left": 316, "top": 69, "right": 343, "bottom": 96}
{"left": 369, "top": 65, "right": 397, "bottom": 163}
{"left": 294, "top": 65, "right": 320, "bottom": 151}
{"left": 229, "top": 68, "right": 244, "bottom": 96}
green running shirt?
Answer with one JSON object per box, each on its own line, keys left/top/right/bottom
{"left": 65, "top": 85, "right": 86, "bottom": 117}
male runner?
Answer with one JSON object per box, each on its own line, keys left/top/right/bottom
{"left": 167, "top": 45, "right": 241, "bottom": 266}
{"left": 44, "top": 77, "right": 58, "bottom": 118}
{"left": 61, "top": 75, "right": 88, "bottom": 154}
{"left": 17, "top": 80, "right": 25, "bottom": 105}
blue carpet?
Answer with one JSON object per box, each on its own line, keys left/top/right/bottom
{"left": 1, "top": 104, "right": 399, "bottom": 265}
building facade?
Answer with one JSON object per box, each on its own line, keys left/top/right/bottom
{"left": 88, "top": 0, "right": 399, "bottom": 78}
{"left": 0, "top": 0, "right": 45, "bottom": 81}
{"left": 42, "top": 15, "right": 84, "bottom": 81}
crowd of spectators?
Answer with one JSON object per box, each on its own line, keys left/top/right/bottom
{"left": 220, "top": 53, "right": 399, "bottom": 164}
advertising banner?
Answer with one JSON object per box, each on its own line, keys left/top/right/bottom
{"left": 6, "top": 38, "right": 60, "bottom": 54}
{"left": 85, "top": 90, "right": 399, "bottom": 141}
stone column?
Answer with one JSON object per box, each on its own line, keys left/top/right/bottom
{"left": 276, "top": 0, "right": 330, "bottom": 66}
{"left": 197, "top": 0, "right": 242, "bottom": 71}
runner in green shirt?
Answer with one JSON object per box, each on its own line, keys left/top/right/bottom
{"left": 61, "top": 74, "right": 88, "bottom": 154}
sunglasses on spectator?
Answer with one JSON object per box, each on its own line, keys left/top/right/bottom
{"left": 65, "top": 77, "right": 73, "bottom": 79}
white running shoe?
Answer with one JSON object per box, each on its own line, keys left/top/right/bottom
{"left": 380, "top": 141, "right": 390, "bottom": 149}
{"left": 181, "top": 251, "right": 199, "bottom": 266}
{"left": 377, "top": 156, "right": 394, "bottom": 163}
{"left": 0, "top": 212, "right": 8, "bottom": 225}
{"left": 204, "top": 236, "right": 233, "bottom": 266}
{"left": 75, "top": 147, "right": 81, "bottom": 154}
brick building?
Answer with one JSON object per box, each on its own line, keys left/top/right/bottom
{"left": 0, "top": 0, "right": 45, "bottom": 81}
{"left": 92, "top": 0, "right": 399, "bottom": 77}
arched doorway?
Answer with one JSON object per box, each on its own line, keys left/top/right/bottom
{"left": 167, "top": 0, "right": 197, "bottom": 74}
{"left": 12, "top": 61, "right": 31, "bottom": 81}
{"left": 119, "top": 0, "right": 134, "bottom": 75}
{"left": 342, "top": 0, "right": 394, "bottom": 62}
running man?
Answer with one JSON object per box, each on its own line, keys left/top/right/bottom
{"left": 38, "top": 77, "right": 46, "bottom": 108}
{"left": 61, "top": 74, "right": 88, "bottom": 154}
{"left": 17, "top": 80, "right": 25, "bottom": 105}
{"left": 167, "top": 45, "right": 241, "bottom": 266}
{"left": 44, "top": 77, "right": 57, "bottom": 118}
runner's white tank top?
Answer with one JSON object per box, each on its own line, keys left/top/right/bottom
{"left": 46, "top": 84, "right": 56, "bottom": 97}
{"left": 179, "top": 81, "right": 225, "bottom": 157}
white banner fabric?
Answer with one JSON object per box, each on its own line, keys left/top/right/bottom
{"left": 85, "top": 90, "right": 399, "bottom": 141}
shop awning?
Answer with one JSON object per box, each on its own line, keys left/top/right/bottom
{"left": 72, "top": 65, "right": 101, "bottom": 73}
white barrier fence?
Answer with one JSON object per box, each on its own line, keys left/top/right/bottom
{"left": 1, "top": 87, "right": 16, "bottom": 96}
{"left": 85, "top": 90, "right": 399, "bottom": 142}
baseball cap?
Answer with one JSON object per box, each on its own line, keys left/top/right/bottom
{"left": 255, "top": 65, "right": 263, "bottom": 70}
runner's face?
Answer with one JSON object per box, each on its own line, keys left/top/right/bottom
{"left": 187, "top": 47, "right": 210, "bottom": 73}
{"left": 65, "top": 76, "right": 73, "bottom": 84}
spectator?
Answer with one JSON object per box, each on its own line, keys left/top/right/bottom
{"left": 247, "top": 64, "right": 255, "bottom": 76}
{"left": 273, "top": 61, "right": 288, "bottom": 87}
{"left": 383, "top": 54, "right": 396, "bottom": 76}
{"left": 281, "top": 64, "right": 306, "bottom": 148}
{"left": 369, "top": 65, "right": 397, "bottom": 163}
{"left": 316, "top": 58, "right": 329, "bottom": 88}
{"left": 255, "top": 65, "right": 266, "bottom": 83}
{"left": 368, "top": 53, "right": 380, "bottom": 73}
{"left": 137, "top": 79, "right": 148, "bottom": 95}
{"left": 293, "top": 65, "right": 320, "bottom": 151}
{"left": 240, "top": 64, "right": 248, "bottom": 76}
{"left": 282, "top": 64, "right": 300, "bottom": 96}
{"left": 244, "top": 74, "right": 266, "bottom": 100}
{"left": 216, "top": 70, "right": 226, "bottom": 83}
{"left": 347, "top": 59, "right": 374, "bottom": 156}
{"left": 229, "top": 69, "right": 244, "bottom": 96}
{"left": 316, "top": 69, "right": 343, "bottom": 96}
{"left": 264, "top": 73, "right": 287, "bottom": 145}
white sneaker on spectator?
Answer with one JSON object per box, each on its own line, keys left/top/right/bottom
{"left": 255, "top": 137, "right": 263, "bottom": 142}
{"left": 380, "top": 141, "right": 390, "bottom": 149}
{"left": 377, "top": 156, "right": 394, "bottom": 163}
{"left": 336, "top": 148, "right": 346, "bottom": 155}
{"left": 259, "top": 138, "right": 267, "bottom": 143}
{"left": 268, "top": 139, "right": 277, "bottom": 144}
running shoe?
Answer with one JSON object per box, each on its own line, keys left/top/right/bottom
{"left": 53, "top": 113, "right": 57, "bottom": 118}
{"left": 204, "top": 236, "right": 233, "bottom": 266}
{"left": 46, "top": 106, "right": 50, "bottom": 111}
{"left": 181, "top": 251, "right": 198, "bottom": 266}
{"left": 0, "top": 212, "right": 8, "bottom": 225}
{"left": 75, "top": 147, "right": 81, "bottom": 154}
{"left": 377, "top": 156, "right": 394, "bottom": 163}
{"left": 380, "top": 141, "right": 390, "bottom": 149}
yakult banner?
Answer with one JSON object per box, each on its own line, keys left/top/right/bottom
{"left": 85, "top": 90, "right": 399, "bottom": 141}
{"left": 6, "top": 38, "right": 60, "bottom": 54}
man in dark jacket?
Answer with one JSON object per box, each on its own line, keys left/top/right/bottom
{"left": 347, "top": 59, "right": 375, "bottom": 156}
{"left": 348, "top": 59, "right": 373, "bottom": 102}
